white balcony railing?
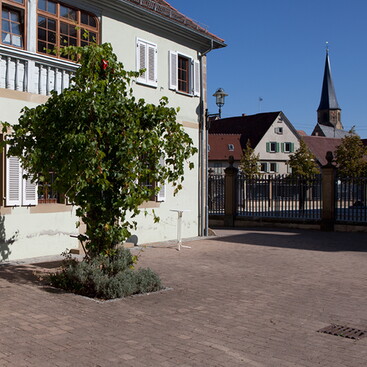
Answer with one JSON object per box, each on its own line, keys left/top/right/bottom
{"left": 0, "top": 45, "right": 77, "bottom": 96}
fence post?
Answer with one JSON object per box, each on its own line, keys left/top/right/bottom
{"left": 224, "top": 156, "right": 238, "bottom": 227}
{"left": 321, "top": 151, "right": 336, "bottom": 231}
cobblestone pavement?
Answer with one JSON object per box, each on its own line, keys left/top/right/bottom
{"left": 1, "top": 228, "right": 367, "bottom": 366}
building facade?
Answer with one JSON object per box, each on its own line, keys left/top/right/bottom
{"left": 209, "top": 112, "right": 300, "bottom": 175}
{"left": 0, "top": 0, "right": 225, "bottom": 260}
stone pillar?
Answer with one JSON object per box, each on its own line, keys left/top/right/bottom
{"left": 224, "top": 156, "right": 238, "bottom": 227}
{"left": 321, "top": 151, "right": 336, "bottom": 231}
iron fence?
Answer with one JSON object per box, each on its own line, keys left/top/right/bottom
{"left": 336, "top": 176, "right": 367, "bottom": 223}
{"left": 237, "top": 174, "right": 322, "bottom": 220}
{"left": 208, "top": 174, "right": 225, "bottom": 214}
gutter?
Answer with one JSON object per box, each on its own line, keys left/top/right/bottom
{"left": 198, "top": 40, "right": 214, "bottom": 237}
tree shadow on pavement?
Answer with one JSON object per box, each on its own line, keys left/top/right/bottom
{"left": 209, "top": 228, "right": 367, "bottom": 252}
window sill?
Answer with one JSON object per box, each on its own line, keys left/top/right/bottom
{"left": 30, "top": 203, "right": 73, "bottom": 214}
{"left": 136, "top": 80, "right": 158, "bottom": 89}
{"left": 139, "top": 201, "right": 161, "bottom": 209}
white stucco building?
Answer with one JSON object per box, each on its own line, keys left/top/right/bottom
{"left": 0, "top": 0, "right": 225, "bottom": 260}
{"left": 209, "top": 112, "right": 300, "bottom": 175}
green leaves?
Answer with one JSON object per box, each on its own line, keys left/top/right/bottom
{"left": 4, "top": 42, "right": 197, "bottom": 258}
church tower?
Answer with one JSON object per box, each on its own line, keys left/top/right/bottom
{"left": 316, "top": 49, "right": 343, "bottom": 130}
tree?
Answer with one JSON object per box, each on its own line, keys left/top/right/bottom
{"left": 335, "top": 135, "right": 367, "bottom": 178}
{"left": 2, "top": 43, "right": 197, "bottom": 258}
{"left": 288, "top": 140, "right": 319, "bottom": 177}
{"left": 239, "top": 140, "right": 260, "bottom": 177}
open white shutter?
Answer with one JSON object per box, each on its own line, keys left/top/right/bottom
{"left": 147, "top": 44, "right": 157, "bottom": 86}
{"left": 22, "top": 170, "right": 38, "bottom": 206}
{"left": 6, "top": 155, "right": 22, "bottom": 206}
{"left": 193, "top": 60, "right": 200, "bottom": 97}
{"left": 169, "top": 51, "right": 178, "bottom": 90}
{"left": 136, "top": 40, "right": 147, "bottom": 84}
{"left": 157, "top": 157, "right": 166, "bottom": 202}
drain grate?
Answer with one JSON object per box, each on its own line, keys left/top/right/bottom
{"left": 317, "top": 324, "right": 367, "bottom": 340}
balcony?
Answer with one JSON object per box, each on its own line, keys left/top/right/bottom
{"left": 0, "top": 45, "right": 77, "bottom": 96}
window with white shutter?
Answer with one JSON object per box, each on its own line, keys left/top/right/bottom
{"left": 6, "top": 155, "right": 38, "bottom": 206}
{"left": 22, "top": 169, "right": 38, "bottom": 206}
{"left": 6, "top": 155, "right": 21, "bottom": 206}
{"left": 169, "top": 51, "right": 200, "bottom": 97}
{"left": 156, "top": 156, "right": 166, "bottom": 202}
{"left": 136, "top": 38, "right": 157, "bottom": 87}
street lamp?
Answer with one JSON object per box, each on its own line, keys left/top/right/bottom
{"left": 201, "top": 88, "right": 228, "bottom": 237}
{"left": 213, "top": 87, "right": 228, "bottom": 118}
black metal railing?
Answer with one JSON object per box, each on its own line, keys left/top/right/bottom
{"left": 335, "top": 176, "right": 367, "bottom": 223}
{"left": 208, "top": 174, "right": 225, "bottom": 214}
{"left": 237, "top": 174, "right": 322, "bottom": 220}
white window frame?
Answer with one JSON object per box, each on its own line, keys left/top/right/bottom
{"left": 274, "top": 127, "right": 283, "bottom": 135}
{"left": 169, "top": 50, "right": 200, "bottom": 97}
{"left": 136, "top": 38, "right": 157, "bottom": 87}
{"left": 260, "top": 162, "right": 268, "bottom": 173}
{"left": 228, "top": 144, "right": 234, "bottom": 151}
{"left": 269, "top": 162, "right": 279, "bottom": 173}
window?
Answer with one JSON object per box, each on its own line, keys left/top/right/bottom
{"left": 269, "top": 162, "right": 278, "bottom": 173}
{"left": 282, "top": 142, "right": 294, "bottom": 153}
{"left": 6, "top": 154, "right": 37, "bottom": 206}
{"left": 136, "top": 38, "right": 157, "bottom": 87}
{"left": 169, "top": 51, "right": 200, "bottom": 96}
{"left": 1, "top": 0, "right": 25, "bottom": 49}
{"left": 37, "top": 0, "right": 98, "bottom": 59}
{"left": 38, "top": 172, "right": 60, "bottom": 203}
{"left": 228, "top": 144, "right": 234, "bottom": 151}
{"left": 274, "top": 127, "right": 283, "bottom": 135}
{"left": 260, "top": 162, "right": 268, "bottom": 173}
{"left": 266, "top": 142, "right": 279, "bottom": 153}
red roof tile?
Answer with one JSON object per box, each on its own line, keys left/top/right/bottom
{"left": 209, "top": 134, "right": 242, "bottom": 161}
{"left": 125, "top": 0, "right": 225, "bottom": 44}
{"left": 301, "top": 136, "right": 342, "bottom": 166}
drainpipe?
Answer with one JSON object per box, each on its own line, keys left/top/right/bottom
{"left": 198, "top": 40, "right": 214, "bottom": 237}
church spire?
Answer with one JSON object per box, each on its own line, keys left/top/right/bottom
{"left": 317, "top": 47, "right": 343, "bottom": 129}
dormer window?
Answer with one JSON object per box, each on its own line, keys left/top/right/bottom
{"left": 228, "top": 144, "right": 234, "bottom": 151}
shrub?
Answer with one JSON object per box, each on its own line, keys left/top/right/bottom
{"left": 48, "top": 248, "right": 162, "bottom": 299}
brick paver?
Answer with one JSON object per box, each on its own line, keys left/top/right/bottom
{"left": 1, "top": 228, "right": 367, "bottom": 366}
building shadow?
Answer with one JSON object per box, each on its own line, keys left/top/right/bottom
{"left": 209, "top": 227, "right": 367, "bottom": 252}
{"left": 0, "top": 216, "right": 18, "bottom": 261}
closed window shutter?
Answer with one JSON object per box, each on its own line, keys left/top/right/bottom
{"left": 276, "top": 143, "right": 280, "bottom": 152}
{"left": 275, "top": 163, "right": 279, "bottom": 173}
{"left": 157, "top": 157, "right": 166, "bottom": 202}
{"left": 137, "top": 40, "right": 147, "bottom": 83}
{"left": 22, "top": 170, "right": 38, "bottom": 206}
{"left": 193, "top": 60, "right": 200, "bottom": 96}
{"left": 290, "top": 143, "right": 294, "bottom": 153}
{"left": 147, "top": 44, "right": 157, "bottom": 86}
{"left": 266, "top": 142, "right": 270, "bottom": 152}
{"left": 169, "top": 51, "right": 178, "bottom": 90}
{"left": 6, "top": 155, "right": 21, "bottom": 206}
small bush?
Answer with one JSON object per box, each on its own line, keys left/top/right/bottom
{"left": 48, "top": 248, "right": 163, "bottom": 299}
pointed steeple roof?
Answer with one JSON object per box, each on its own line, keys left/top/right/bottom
{"left": 317, "top": 50, "right": 340, "bottom": 111}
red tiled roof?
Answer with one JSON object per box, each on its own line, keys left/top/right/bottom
{"left": 297, "top": 130, "right": 307, "bottom": 136}
{"left": 125, "top": 0, "right": 225, "bottom": 44}
{"left": 209, "top": 134, "right": 242, "bottom": 161}
{"left": 301, "top": 136, "right": 342, "bottom": 166}
{"left": 209, "top": 112, "right": 281, "bottom": 149}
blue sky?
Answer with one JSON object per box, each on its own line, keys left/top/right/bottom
{"left": 168, "top": 0, "right": 367, "bottom": 136}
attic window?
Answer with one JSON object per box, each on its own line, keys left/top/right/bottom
{"left": 228, "top": 144, "right": 234, "bottom": 151}
{"left": 275, "top": 127, "right": 283, "bottom": 135}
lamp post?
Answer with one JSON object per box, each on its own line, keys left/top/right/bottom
{"left": 212, "top": 87, "right": 228, "bottom": 118}
{"left": 202, "top": 88, "right": 228, "bottom": 236}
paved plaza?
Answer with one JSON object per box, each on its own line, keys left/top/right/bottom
{"left": 1, "top": 228, "right": 367, "bottom": 366}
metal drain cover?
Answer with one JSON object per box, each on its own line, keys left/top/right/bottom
{"left": 318, "top": 324, "right": 367, "bottom": 340}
